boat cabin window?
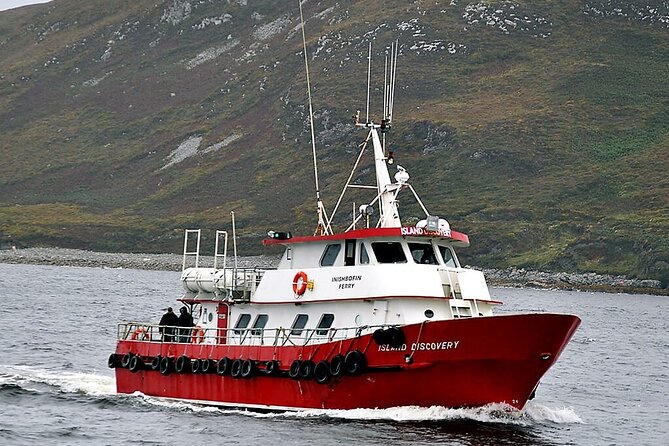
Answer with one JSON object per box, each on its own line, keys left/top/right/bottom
{"left": 344, "top": 240, "right": 356, "bottom": 266}
{"left": 371, "top": 242, "right": 407, "bottom": 263}
{"left": 233, "top": 313, "right": 251, "bottom": 334}
{"left": 320, "top": 244, "right": 341, "bottom": 266}
{"left": 408, "top": 242, "right": 438, "bottom": 265}
{"left": 359, "top": 243, "right": 370, "bottom": 265}
{"left": 291, "top": 314, "right": 309, "bottom": 335}
{"left": 316, "top": 313, "right": 335, "bottom": 335}
{"left": 439, "top": 245, "right": 457, "bottom": 268}
{"left": 251, "top": 314, "right": 268, "bottom": 335}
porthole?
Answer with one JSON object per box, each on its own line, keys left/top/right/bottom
{"left": 354, "top": 314, "right": 362, "bottom": 326}
{"left": 424, "top": 309, "right": 434, "bottom": 318}
{"left": 208, "top": 312, "right": 214, "bottom": 322}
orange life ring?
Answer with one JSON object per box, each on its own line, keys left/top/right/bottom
{"left": 131, "top": 327, "right": 150, "bottom": 341}
{"left": 292, "top": 271, "right": 308, "bottom": 296}
{"left": 191, "top": 325, "right": 205, "bottom": 344}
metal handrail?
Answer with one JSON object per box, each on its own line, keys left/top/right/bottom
{"left": 117, "top": 322, "right": 395, "bottom": 346}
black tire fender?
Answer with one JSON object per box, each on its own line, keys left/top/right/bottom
{"left": 230, "top": 359, "right": 243, "bottom": 378}
{"left": 345, "top": 350, "right": 366, "bottom": 375}
{"left": 329, "top": 354, "right": 345, "bottom": 377}
{"left": 217, "top": 357, "right": 231, "bottom": 376}
{"left": 241, "top": 359, "right": 255, "bottom": 378}
{"left": 159, "top": 356, "right": 173, "bottom": 376}
{"left": 314, "top": 360, "right": 331, "bottom": 384}
{"left": 175, "top": 355, "right": 191, "bottom": 373}
{"left": 289, "top": 360, "right": 301, "bottom": 379}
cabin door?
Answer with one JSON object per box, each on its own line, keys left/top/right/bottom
{"left": 217, "top": 303, "right": 229, "bottom": 344}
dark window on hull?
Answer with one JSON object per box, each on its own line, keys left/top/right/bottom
{"left": 234, "top": 314, "right": 251, "bottom": 334}
{"left": 251, "top": 314, "right": 268, "bottom": 335}
{"left": 321, "top": 244, "right": 341, "bottom": 266}
{"left": 371, "top": 242, "right": 407, "bottom": 263}
{"left": 316, "top": 314, "right": 335, "bottom": 335}
{"left": 291, "top": 314, "right": 309, "bottom": 335}
{"left": 345, "top": 240, "right": 356, "bottom": 266}
{"left": 439, "top": 245, "right": 457, "bottom": 267}
{"left": 408, "top": 242, "right": 438, "bottom": 264}
{"left": 360, "top": 243, "right": 370, "bottom": 264}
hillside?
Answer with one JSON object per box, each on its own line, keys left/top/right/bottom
{"left": 0, "top": 0, "right": 667, "bottom": 285}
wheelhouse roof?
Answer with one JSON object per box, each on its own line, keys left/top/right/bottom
{"left": 263, "top": 226, "right": 470, "bottom": 247}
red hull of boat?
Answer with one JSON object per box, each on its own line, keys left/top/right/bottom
{"left": 114, "top": 313, "right": 580, "bottom": 410}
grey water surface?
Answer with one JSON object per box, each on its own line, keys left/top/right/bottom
{"left": 0, "top": 263, "right": 666, "bottom": 445}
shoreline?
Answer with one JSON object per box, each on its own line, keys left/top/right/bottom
{"left": 0, "top": 247, "right": 666, "bottom": 296}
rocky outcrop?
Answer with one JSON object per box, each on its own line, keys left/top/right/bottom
{"left": 0, "top": 247, "right": 665, "bottom": 295}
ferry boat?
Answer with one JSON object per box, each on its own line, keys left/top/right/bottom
{"left": 109, "top": 37, "right": 580, "bottom": 411}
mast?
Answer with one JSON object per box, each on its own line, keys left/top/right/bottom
{"left": 298, "top": 0, "right": 330, "bottom": 236}
{"left": 360, "top": 42, "right": 402, "bottom": 228}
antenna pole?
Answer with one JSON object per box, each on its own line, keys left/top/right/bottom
{"left": 231, "top": 211, "right": 238, "bottom": 271}
{"left": 298, "top": 0, "right": 328, "bottom": 235}
{"left": 389, "top": 40, "right": 398, "bottom": 122}
{"left": 365, "top": 42, "right": 372, "bottom": 124}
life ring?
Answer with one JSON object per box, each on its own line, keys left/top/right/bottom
{"left": 292, "top": 271, "right": 308, "bottom": 296}
{"left": 131, "top": 327, "right": 150, "bottom": 341}
{"left": 191, "top": 325, "right": 205, "bottom": 344}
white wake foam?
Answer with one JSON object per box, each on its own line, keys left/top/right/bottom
{"left": 133, "top": 393, "right": 226, "bottom": 414}
{"left": 522, "top": 401, "right": 583, "bottom": 424}
{"left": 269, "top": 401, "right": 581, "bottom": 425}
{"left": 0, "top": 365, "right": 115, "bottom": 396}
{"left": 0, "top": 365, "right": 582, "bottom": 425}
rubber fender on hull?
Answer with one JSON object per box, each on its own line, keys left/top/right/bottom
{"left": 191, "top": 358, "right": 202, "bottom": 374}
{"left": 230, "top": 359, "right": 243, "bottom": 378}
{"left": 289, "top": 360, "right": 301, "bottom": 379}
{"left": 121, "top": 353, "right": 133, "bottom": 368}
{"left": 175, "top": 355, "right": 191, "bottom": 374}
{"left": 151, "top": 356, "right": 161, "bottom": 371}
{"left": 373, "top": 328, "right": 389, "bottom": 346}
{"left": 107, "top": 354, "right": 118, "bottom": 368}
{"left": 373, "top": 327, "right": 405, "bottom": 348}
{"left": 314, "top": 360, "right": 331, "bottom": 384}
{"left": 264, "top": 360, "right": 280, "bottom": 376}
{"left": 386, "top": 327, "right": 406, "bottom": 348}
{"left": 299, "top": 360, "right": 315, "bottom": 380}
{"left": 201, "top": 358, "right": 216, "bottom": 374}
{"left": 344, "top": 350, "right": 366, "bottom": 375}
{"left": 329, "top": 354, "right": 345, "bottom": 377}
{"left": 241, "top": 359, "right": 255, "bottom": 378}
{"left": 129, "top": 355, "right": 143, "bottom": 373}
{"left": 217, "top": 357, "right": 231, "bottom": 375}
{"left": 160, "top": 357, "right": 173, "bottom": 376}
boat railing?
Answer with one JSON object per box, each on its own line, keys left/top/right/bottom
{"left": 117, "top": 322, "right": 390, "bottom": 347}
{"left": 217, "top": 267, "right": 268, "bottom": 302}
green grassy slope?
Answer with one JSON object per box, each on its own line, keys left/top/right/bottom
{"left": 0, "top": 0, "right": 667, "bottom": 284}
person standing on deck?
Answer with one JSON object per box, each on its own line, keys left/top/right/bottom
{"left": 177, "top": 306, "right": 194, "bottom": 343}
{"left": 158, "top": 307, "right": 179, "bottom": 342}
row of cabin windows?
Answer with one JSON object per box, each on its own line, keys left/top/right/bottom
{"left": 233, "top": 313, "right": 335, "bottom": 336}
{"left": 320, "top": 241, "right": 457, "bottom": 267}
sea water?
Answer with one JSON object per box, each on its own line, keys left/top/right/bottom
{"left": 0, "top": 263, "right": 666, "bottom": 445}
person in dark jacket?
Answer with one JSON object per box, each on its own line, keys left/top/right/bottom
{"left": 158, "top": 307, "right": 179, "bottom": 342}
{"left": 177, "top": 306, "right": 194, "bottom": 343}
